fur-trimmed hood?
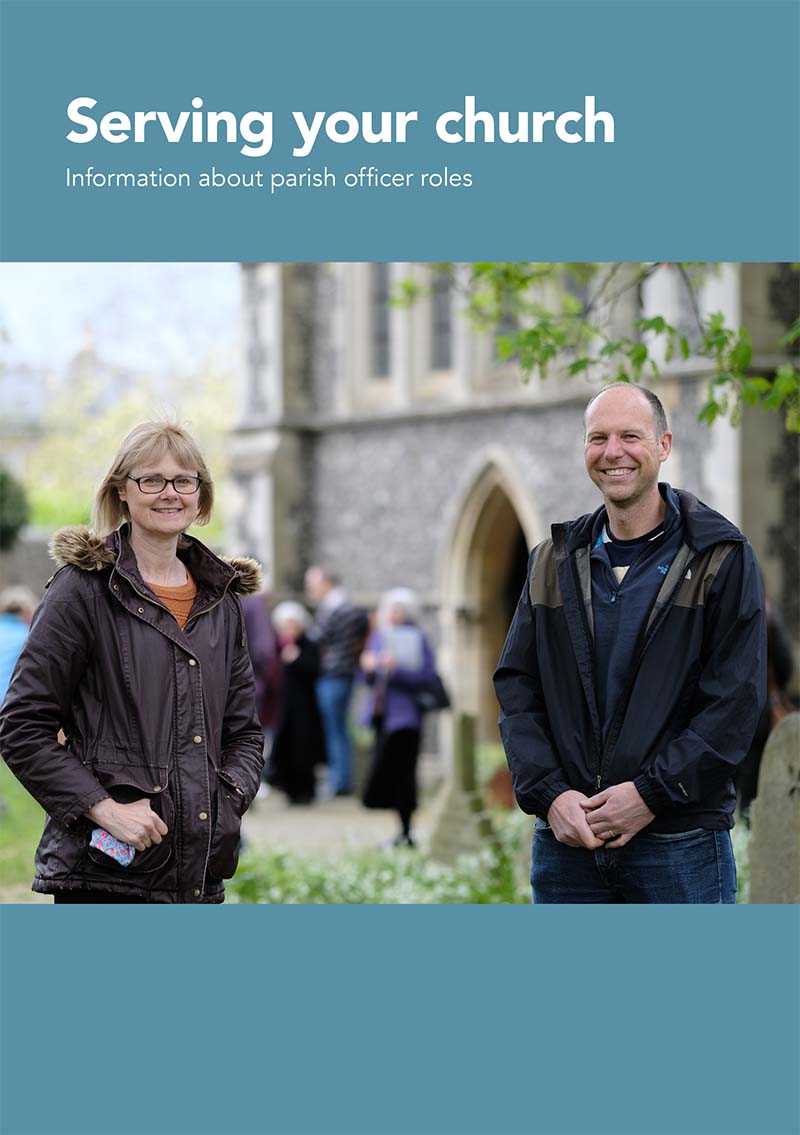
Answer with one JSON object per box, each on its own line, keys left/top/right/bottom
{"left": 49, "top": 525, "right": 263, "bottom": 596}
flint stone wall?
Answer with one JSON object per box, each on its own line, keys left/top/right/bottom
{"left": 307, "top": 390, "right": 717, "bottom": 605}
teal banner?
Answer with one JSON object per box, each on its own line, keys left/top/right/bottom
{"left": 1, "top": 0, "right": 798, "bottom": 260}
{"left": 2, "top": 906, "right": 799, "bottom": 1135}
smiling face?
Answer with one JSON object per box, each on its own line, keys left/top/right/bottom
{"left": 117, "top": 450, "right": 201, "bottom": 542}
{"left": 584, "top": 386, "right": 672, "bottom": 510}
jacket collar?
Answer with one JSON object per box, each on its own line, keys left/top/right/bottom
{"left": 554, "top": 483, "right": 744, "bottom": 558}
{"left": 49, "top": 524, "right": 262, "bottom": 597}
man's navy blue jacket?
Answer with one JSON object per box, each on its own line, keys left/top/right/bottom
{"left": 493, "top": 487, "right": 767, "bottom": 833}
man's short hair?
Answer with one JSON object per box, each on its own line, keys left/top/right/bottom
{"left": 584, "top": 384, "right": 669, "bottom": 436}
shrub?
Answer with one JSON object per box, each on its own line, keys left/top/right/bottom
{"left": 229, "top": 820, "right": 530, "bottom": 905}
{"left": 0, "top": 468, "right": 29, "bottom": 552}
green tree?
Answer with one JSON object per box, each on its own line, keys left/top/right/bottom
{"left": 398, "top": 263, "right": 800, "bottom": 431}
{"left": 23, "top": 361, "right": 235, "bottom": 544}
{"left": 0, "top": 467, "right": 30, "bottom": 552}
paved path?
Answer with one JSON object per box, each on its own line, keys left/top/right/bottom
{"left": 242, "top": 787, "right": 434, "bottom": 856}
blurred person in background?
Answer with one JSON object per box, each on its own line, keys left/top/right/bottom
{"left": 264, "top": 600, "right": 326, "bottom": 806}
{"left": 0, "top": 586, "right": 37, "bottom": 703}
{"left": 0, "top": 421, "right": 265, "bottom": 903}
{"left": 240, "top": 587, "right": 282, "bottom": 795}
{"left": 359, "top": 588, "right": 437, "bottom": 848}
{"left": 305, "top": 565, "right": 369, "bottom": 796}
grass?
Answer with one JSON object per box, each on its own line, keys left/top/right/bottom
{"left": 0, "top": 761, "right": 44, "bottom": 898}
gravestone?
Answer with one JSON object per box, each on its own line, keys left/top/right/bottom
{"left": 428, "top": 713, "right": 494, "bottom": 862}
{"left": 749, "top": 712, "right": 800, "bottom": 904}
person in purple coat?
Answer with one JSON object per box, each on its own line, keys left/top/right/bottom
{"left": 359, "top": 588, "right": 437, "bottom": 847}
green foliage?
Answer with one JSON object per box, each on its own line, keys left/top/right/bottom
{"left": 0, "top": 467, "right": 30, "bottom": 551}
{"left": 405, "top": 263, "right": 800, "bottom": 432}
{"left": 0, "top": 761, "right": 44, "bottom": 895}
{"left": 19, "top": 362, "right": 236, "bottom": 539}
{"left": 228, "top": 820, "right": 530, "bottom": 904}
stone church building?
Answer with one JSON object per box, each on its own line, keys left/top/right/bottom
{"left": 229, "top": 263, "right": 797, "bottom": 753}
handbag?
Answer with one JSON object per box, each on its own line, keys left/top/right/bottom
{"left": 414, "top": 672, "right": 451, "bottom": 712}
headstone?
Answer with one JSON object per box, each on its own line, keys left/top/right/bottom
{"left": 428, "top": 713, "right": 494, "bottom": 862}
{"left": 749, "top": 712, "right": 800, "bottom": 904}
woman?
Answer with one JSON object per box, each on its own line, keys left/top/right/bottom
{"left": 359, "top": 588, "right": 437, "bottom": 847}
{"left": 0, "top": 421, "right": 265, "bottom": 903}
{"left": 265, "top": 601, "right": 326, "bottom": 805}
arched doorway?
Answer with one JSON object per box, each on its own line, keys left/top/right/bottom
{"left": 440, "top": 456, "right": 541, "bottom": 744}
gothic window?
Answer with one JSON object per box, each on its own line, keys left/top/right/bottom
{"left": 430, "top": 269, "right": 453, "bottom": 371}
{"left": 370, "top": 263, "right": 391, "bottom": 378}
{"left": 494, "top": 292, "right": 519, "bottom": 362}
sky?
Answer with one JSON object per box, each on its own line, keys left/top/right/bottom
{"left": 0, "top": 262, "right": 241, "bottom": 375}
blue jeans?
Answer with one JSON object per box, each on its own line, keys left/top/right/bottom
{"left": 531, "top": 820, "right": 737, "bottom": 904}
{"left": 316, "top": 675, "right": 354, "bottom": 793}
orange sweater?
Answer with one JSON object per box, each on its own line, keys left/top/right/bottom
{"left": 146, "top": 573, "right": 198, "bottom": 629}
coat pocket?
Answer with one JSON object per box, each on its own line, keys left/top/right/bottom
{"left": 207, "top": 771, "right": 245, "bottom": 880}
{"left": 85, "top": 764, "right": 174, "bottom": 875}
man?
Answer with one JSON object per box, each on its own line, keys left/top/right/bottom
{"left": 305, "top": 566, "right": 368, "bottom": 796}
{"left": 494, "top": 384, "right": 766, "bottom": 903}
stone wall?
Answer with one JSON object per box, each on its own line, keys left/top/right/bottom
{"left": 307, "top": 382, "right": 722, "bottom": 604}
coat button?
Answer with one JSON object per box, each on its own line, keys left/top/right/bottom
{"left": 189, "top": 659, "right": 197, "bottom": 667}
{"left": 193, "top": 735, "right": 203, "bottom": 744}
{"left": 138, "top": 607, "right": 144, "bottom": 614}
{"left": 153, "top": 785, "right": 162, "bottom": 793}
{"left": 112, "top": 584, "right": 119, "bottom": 591}
{"left": 193, "top": 888, "right": 201, "bottom": 897}
{"left": 199, "top": 811, "right": 208, "bottom": 821}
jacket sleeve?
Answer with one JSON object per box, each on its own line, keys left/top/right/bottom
{"left": 633, "top": 541, "right": 767, "bottom": 814}
{"left": 0, "top": 570, "right": 111, "bottom": 828}
{"left": 218, "top": 597, "right": 268, "bottom": 808}
{"left": 493, "top": 548, "right": 572, "bottom": 817}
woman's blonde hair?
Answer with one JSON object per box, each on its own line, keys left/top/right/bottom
{"left": 93, "top": 420, "right": 214, "bottom": 536}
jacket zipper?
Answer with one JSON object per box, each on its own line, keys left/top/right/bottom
{"left": 598, "top": 553, "right": 692, "bottom": 782}
{"left": 568, "top": 554, "right": 604, "bottom": 788}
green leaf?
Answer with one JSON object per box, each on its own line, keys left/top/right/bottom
{"left": 634, "top": 316, "right": 671, "bottom": 336}
{"left": 781, "top": 318, "right": 800, "bottom": 347}
{"left": 496, "top": 335, "right": 517, "bottom": 361}
{"left": 729, "top": 329, "right": 753, "bottom": 374}
{"left": 599, "top": 340, "right": 622, "bottom": 358}
{"left": 568, "top": 357, "right": 593, "bottom": 375}
{"left": 748, "top": 377, "right": 772, "bottom": 393}
{"left": 741, "top": 378, "right": 761, "bottom": 407}
{"left": 698, "top": 400, "right": 721, "bottom": 426}
{"left": 628, "top": 343, "right": 648, "bottom": 370}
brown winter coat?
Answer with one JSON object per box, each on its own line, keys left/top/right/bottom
{"left": 0, "top": 525, "right": 265, "bottom": 903}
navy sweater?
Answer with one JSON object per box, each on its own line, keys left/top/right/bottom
{"left": 590, "top": 486, "right": 684, "bottom": 737}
